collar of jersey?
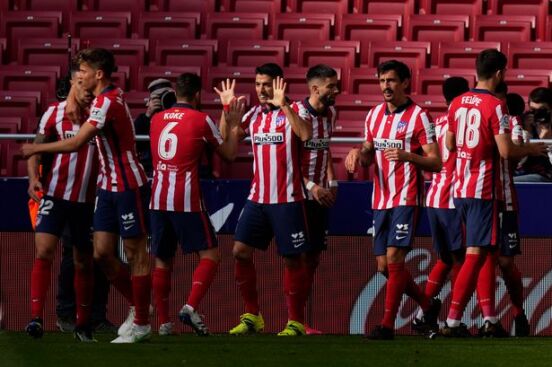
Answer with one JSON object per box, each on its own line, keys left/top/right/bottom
{"left": 303, "top": 97, "right": 328, "bottom": 117}
{"left": 100, "top": 84, "right": 116, "bottom": 95}
{"left": 470, "top": 88, "right": 494, "bottom": 96}
{"left": 385, "top": 98, "right": 413, "bottom": 115}
{"left": 173, "top": 103, "right": 194, "bottom": 109}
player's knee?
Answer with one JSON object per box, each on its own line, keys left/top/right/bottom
{"left": 200, "top": 248, "right": 220, "bottom": 263}
{"left": 232, "top": 242, "right": 252, "bottom": 261}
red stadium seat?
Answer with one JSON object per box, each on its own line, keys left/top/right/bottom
{"left": 138, "top": 12, "right": 200, "bottom": 41}
{"left": 208, "top": 66, "right": 257, "bottom": 95}
{"left": 0, "top": 11, "right": 62, "bottom": 60}
{"left": 419, "top": 0, "right": 484, "bottom": 17}
{"left": 286, "top": 0, "right": 348, "bottom": 30}
{"left": 4, "top": 144, "right": 28, "bottom": 177}
{"left": 216, "top": 144, "right": 254, "bottom": 179}
{"left": 366, "top": 41, "right": 430, "bottom": 70}
{"left": 17, "top": 38, "right": 80, "bottom": 75}
{"left": 354, "top": 0, "right": 415, "bottom": 14}
{"left": 0, "top": 91, "right": 40, "bottom": 133}
{"left": 0, "top": 37, "right": 5, "bottom": 64}
{"left": 487, "top": 0, "right": 548, "bottom": 41}
{"left": 437, "top": 41, "right": 501, "bottom": 68}
{"left": 473, "top": 15, "right": 535, "bottom": 42}
{"left": 330, "top": 145, "right": 373, "bottom": 181}
{"left": 507, "top": 42, "right": 552, "bottom": 70}
{"left": 226, "top": 40, "right": 289, "bottom": 67}
{"left": 153, "top": 40, "right": 217, "bottom": 76}
{"left": 334, "top": 94, "right": 381, "bottom": 121}
{"left": 82, "top": 0, "right": 145, "bottom": 31}
{"left": 283, "top": 67, "right": 343, "bottom": 96}
{"left": 348, "top": 68, "right": 379, "bottom": 95}
{"left": 111, "top": 65, "right": 129, "bottom": 90}
{"left": 123, "top": 91, "right": 149, "bottom": 120}
{"left": 505, "top": 69, "right": 552, "bottom": 98}
{"left": 405, "top": 15, "right": 469, "bottom": 43}
{"left": 0, "top": 117, "right": 22, "bottom": 133}
{"left": 547, "top": 16, "right": 552, "bottom": 42}
{"left": 205, "top": 13, "right": 268, "bottom": 63}
{"left": 297, "top": 41, "right": 360, "bottom": 71}
{"left": 69, "top": 11, "right": 131, "bottom": 39}
{"left": 411, "top": 94, "right": 448, "bottom": 115}
{"left": 221, "top": 0, "right": 282, "bottom": 12}
{"left": 416, "top": 68, "right": 477, "bottom": 95}
{"left": 136, "top": 66, "right": 202, "bottom": 92}
{"left": 14, "top": 0, "right": 79, "bottom": 29}
{"left": 338, "top": 14, "right": 402, "bottom": 62}
{"left": 0, "top": 65, "right": 60, "bottom": 108}
{"left": 333, "top": 119, "right": 365, "bottom": 137}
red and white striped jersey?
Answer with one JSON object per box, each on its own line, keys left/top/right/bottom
{"left": 298, "top": 99, "right": 335, "bottom": 200}
{"left": 500, "top": 115, "right": 524, "bottom": 211}
{"left": 448, "top": 89, "right": 510, "bottom": 200}
{"left": 365, "top": 99, "right": 436, "bottom": 210}
{"left": 242, "top": 102, "right": 308, "bottom": 204}
{"left": 87, "top": 86, "right": 147, "bottom": 192}
{"left": 38, "top": 101, "right": 98, "bottom": 203}
{"left": 426, "top": 114, "right": 456, "bottom": 209}
{"left": 149, "top": 104, "right": 223, "bottom": 212}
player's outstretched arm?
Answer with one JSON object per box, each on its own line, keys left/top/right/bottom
{"left": 26, "top": 133, "right": 48, "bottom": 202}
{"left": 268, "top": 76, "right": 312, "bottom": 141}
{"left": 217, "top": 98, "right": 245, "bottom": 162}
{"left": 495, "top": 133, "right": 548, "bottom": 160}
{"left": 21, "top": 122, "right": 98, "bottom": 158}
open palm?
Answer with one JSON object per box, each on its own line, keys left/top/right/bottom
{"left": 267, "top": 76, "right": 287, "bottom": 107}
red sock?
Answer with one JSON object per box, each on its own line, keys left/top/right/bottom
{"left": 304, "top": 261, "right": 318, "bottom": 302}
{"left": 447, "top": 253, "right": 485, "bottom": 321}
{"left": 404, "top": 270, "right": 430, "bottom": 311}
{"left": 111, "top": 265, "right": 134, "bottom": 306}
{"left": 381, "top": 262, "right": 408, "bottom": 329}
{"left": 152, "top": 267, "right": 171, "bottom": 325}
{"left": 284, "top": 266, "right": 307, "bottom": 324}
{"left": 132, "top": 274, "right": 151, "bottom": 325}
{"left": 502, "top": 263, "right": 524, "bottom": 317}
{"left": 74, "top": 264, "right": 94, "bottom": 328}
{"left": 425, "top": 260, "right": 452, "bottom": 299}
{"left": 30, "top": 258, "right": 52, "bottom": 319}
{"left": 451, "top": 263, "right": 462, "bottom": 289}
{"left": 235, "top": 259, "right": 259, "bottom": 315}
{"left": 186, "top": 258, "right": 218, "bottom": 310}
{"left": 476, "top": 252, "right": 497, "bottom": 319}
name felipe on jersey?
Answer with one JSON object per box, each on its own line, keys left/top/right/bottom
{"left": 253, "top": 132, "right": 284, "bottom": 145}
{"left": 304, "top": 138, "right": 330, "bottom": 150}
{"left": 373, "top": 138, "right": 403, "bottom": 150}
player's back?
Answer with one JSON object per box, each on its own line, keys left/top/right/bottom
{"left": 448, "top": 89, "right": 509, "bottom": 200}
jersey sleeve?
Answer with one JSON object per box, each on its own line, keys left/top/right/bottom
{"left": 240, "top": 106, "right": 256, "bottom": 134}
{"left": 364, "top": 108, "right": 374, "bottom": 144}
{"left": 510, "top": 116, "right": 524, "bottom": 143}
{"left": 292, "top": 101, "right": 312, "bottom": 122}
{"left": 204, "top": 115, "right": 224, "bottom": 147}
{"left": 37, "top": 104, "right": 57, "bottom": 136}
{"left": 87, "top": 95, "right": 111, "bottom": 130}
{"left": 490, "top": 100, "right": 510, "bottom": 135}
{"left": 414, "top": 110, "right": 437, "bottom": 146}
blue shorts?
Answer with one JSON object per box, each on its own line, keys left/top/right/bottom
{"left": 498, "top": 210, "right": 521, "bottom": 256}
{"left": 426, "top": 208, "right": 464, "bottom": 255}
{"left": 453, "top": 198, "right": 499, "bottom": 247}
{"left": 35, "top": 195, "right": 94, "bottom": 251}
{"left": 373, "top": 206, "right": 419, "bottom": 257}
{"left": 234, "top": 200, "right": 311, "bottom": 256}
{"left": 305, "top": 200, "right": 329, "bottom": 252}
{"left": 150, "top": 210, "right": 218, "bottom": 258}
{"left": 94, "top": 185, "right": 150, "bottom": 238}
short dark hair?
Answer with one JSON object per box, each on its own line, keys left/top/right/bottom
{"left": 75, "top": 48, "right": 118, "bottom": 77}
{"left": 495, "top": 81, "right": 508, "bottom": 97}
{"left": 442, "top": 76, "right": 470, "bottom": 104}
{"left": 475, "top": 49, "right": 507, "bottom": 80}
{"left": 306, "top": 64, "right": 337, "bottom": 82}
{"left": 175, "top": 73, "right": 202, "bottom": 100}
{"left": 255, "top": 63, "right": 283, "bottom": 79}
{"left": 377, "top": 60, "right": 411, "bottom": 82}
{"left": 528, "top": 87, "right": 552, "bottom": 106}
{"left": 506, "top": 93, "right": 525, "bottom": 117}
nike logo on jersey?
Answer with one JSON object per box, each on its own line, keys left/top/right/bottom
{"left": 123, "top": 225, "right": 134, "bottom": 230}
{"left": 396, "top": 235, "right": 407, "bottom": 240}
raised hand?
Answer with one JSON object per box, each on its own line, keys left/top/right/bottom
{"left": 223, "top": 97, "right": 246, "bottom": 128}
{"left": 266, "top": 76, "right": 287, "bottom": 108}
{"left": 214, "top": 78, "right": 245, "bottom": 106}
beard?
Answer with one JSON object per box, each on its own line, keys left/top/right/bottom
{"left": 320, "top": 94, "right": 336, "bottom": 106}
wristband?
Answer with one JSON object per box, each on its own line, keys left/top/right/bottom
{"left": 329, "top": 180, "right": 338, "bottom": 188}
{"left": 223, "top": 104, "right": 230, "bottom": 112}
{"left": 306, "top": 181, "right": 316, "bottom": 191}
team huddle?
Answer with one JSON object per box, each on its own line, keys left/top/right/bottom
{"left": 20, "top": 46, "right": 547, "bottom": 343}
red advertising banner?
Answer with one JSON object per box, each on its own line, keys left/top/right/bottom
{"left": 1, "top": 233, "right": 551, "bottom": 335}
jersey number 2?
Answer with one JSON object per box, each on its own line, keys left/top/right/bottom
{"left": 455, "top": 107, "right": 481, "bottom": 149}
{"left": 158, "top": 122, "right": 178, "bottom": 160}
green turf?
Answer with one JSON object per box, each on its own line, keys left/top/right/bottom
{"left": 1, "top": 331, "right": 551, "bottom": 367}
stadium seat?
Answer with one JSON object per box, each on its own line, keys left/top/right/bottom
{"left": 205, "top": 13, "right": 268, "bottom": 64}
{"left": 286, "top": 0, "right": 348, "bottom": 30}
{"left": 547, "top": 16, "right": 552, "bottom": 42}
{"left": 0, "top": 37, "right": 5, "bottom": 64}
{"left": 153, "top": 40, "right": 217, "bottom": 76}
{"left": 221, "top": 0, "right": 282, "bottom": 13}
{"left": 419, "top": 0, "right": 484, "bottom": 17}
{"left": 216, "top": 143, "right": 254, "bottom": 179}
{"left": 138, "top": 12, "right": 200, "bottom": 41}
{"left": 0, "top": 11, "right": 62, "bottom": 60}
{"left": 0, "top": 117, "right": 22, "bottom": 133}
{"left": 0, "top": 91, "right": 40, "bottom": 133}
{"left": 13, "top": 0, "right": 79, "bottom": 29}
{"left": 4, "top": 143, "right": 28, "bottom": 177}
{"left": 297, "top": 41, "right": 360, "bottom": 71}
{"left": 507, "top": 42, "right": 552, "bottom": 70}
{"left": 226, "top": 40, "right": 289, "bottom": 67}
{"left": 348, "top": 68, "right": 379, "bottom": 95}
{"left": 208, "top": 66, "right": 257, "bottom": 95}
{"left": 81, "top": 0, "right": 146, "bottom": 31}
{"left": 365, "top": 41, "right": 430, "bottom": 70}
{"left": 504, "top": 69, "right": 552, "bottom": 98}
{"left": 283, "top": 67, "right": 343, "bottom": 96}
{"left": 136, "top": 66, "right": 202, "bottom": 92}
{"left": 0, "top": 65, "right": 60, "bottom": 108}
{"left": 411, "top": 94, "right": 448, "bottom": 115}
{"left": 416, "top": 68, "right": 477, "bottom": 95}
{"left": 473, "top": 15, "right": 535, "bottom": 42}
{"left": 17, "top": 38, "right": 80, "bottom": 75}
{"left": 487, "top": 0, "right": 548, "bottom": 41}
{"left": 437, "top": 41, "right": 501, "bottom": 68}
{"left": 333, "top": 119, "right": 365, "bottom": 137}
{"left": 69, "top": 11, "right": 131, "bottom": 39}
{"left": 272, "top": 14, "right": 334, "bottom": 64}
{"left": 123, "top": 91, "right": 149, "bottom": 120}
{"left": 334, "top": 94, "right": 381, "bottom": 121}
{"left": 354, "top": 0, "right": 415, "bottom": 14}
{"left": 338, "top": 14, "right": 402, "bottom": 63}
{"left": 111, "top": 65, "right": 129, "bottom": 90}
{"left": 405, "top": 15, "right": 469, "bottom": 43}
{"left": 330, "top": 145, "right": 373, "bottom": 181}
